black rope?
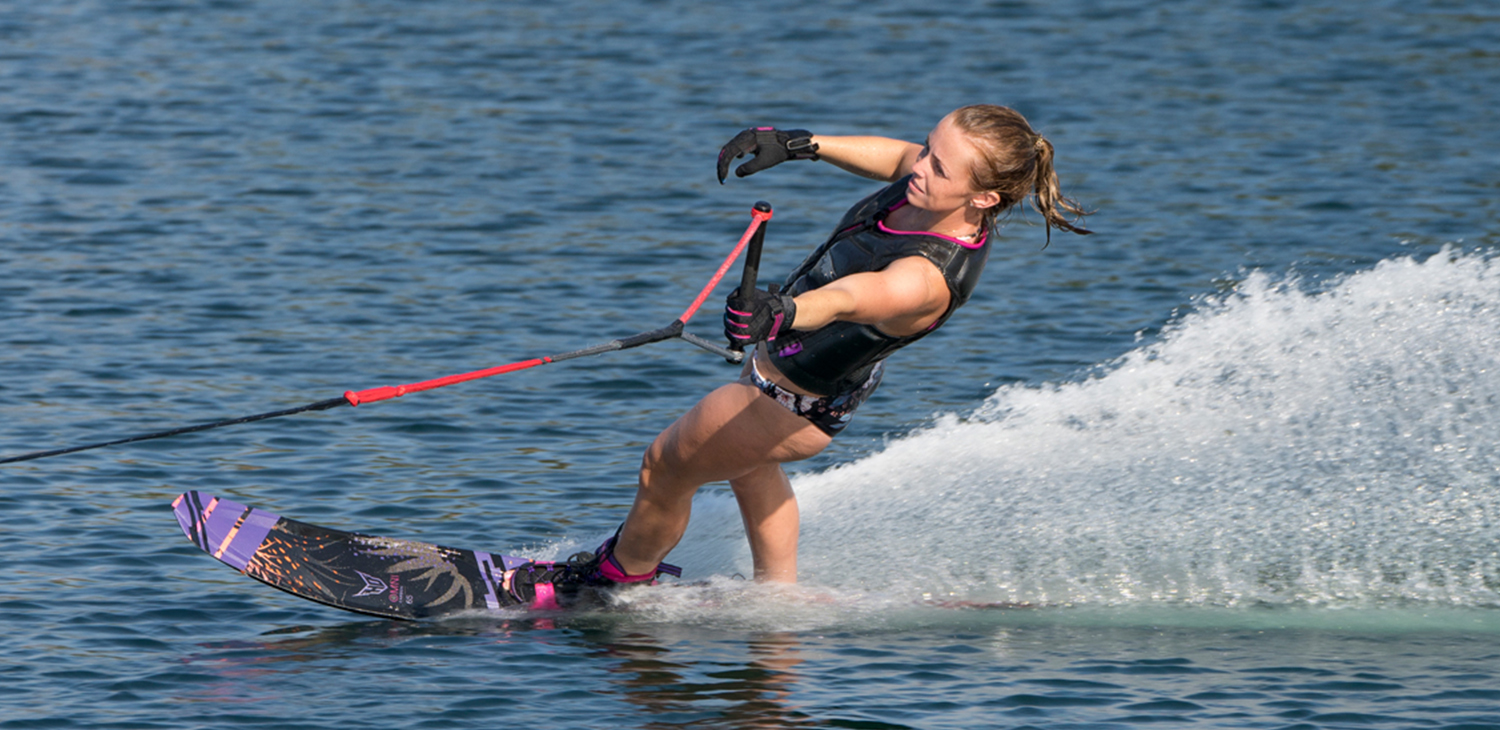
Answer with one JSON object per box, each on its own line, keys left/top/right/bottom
{"left": 3, "top": 323, "right": 743, "bottom": 466}
{"left": 0, "top": 397, "right": 349, "bottom": 465}
{"left": 4, "top": 204, "right": 771, "bottom": 468}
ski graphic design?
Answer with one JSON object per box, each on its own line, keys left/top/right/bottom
{"left": 171, "top": 491, "right": 541, "bottom": 620}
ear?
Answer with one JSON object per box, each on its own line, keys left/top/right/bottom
{"left": 970, "top": 190, "right": 1002, "bottom": 210}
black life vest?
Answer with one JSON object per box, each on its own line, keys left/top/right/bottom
{"left": 768, "top": 176, "right": 990, "bottom": 395}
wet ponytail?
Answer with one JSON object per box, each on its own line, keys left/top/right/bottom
{"left": 950, "top": 105, "right": 1091, "bottom": 245}
{"left": 1028, "top": 134, "right": 1091, "bottom": 245}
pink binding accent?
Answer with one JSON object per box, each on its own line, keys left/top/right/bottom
{"left": 878, "top": 199, "right": 988, "bottom": 249}
{"left": 531, "top": 582, "right": 561, "bottom": 610}
{"left": 727, "top": 307, "right": 752, "bottom": 317}
{"left": 598, "top": 556, "right": 656, "bottom": 584}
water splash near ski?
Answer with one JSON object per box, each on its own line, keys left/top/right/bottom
{"left": 675, "top": 249, "right": 1500, "bottom": 610}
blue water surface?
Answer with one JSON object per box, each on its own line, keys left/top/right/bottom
{"left": 3, "top": 1, "right": 1499, "bottom": 728}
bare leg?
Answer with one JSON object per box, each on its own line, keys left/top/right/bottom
{"left": 612, "top": 379, "right": 830, "bottom": 582}
{"left": 729, "top": 463, "right": 799, "bottom": 582}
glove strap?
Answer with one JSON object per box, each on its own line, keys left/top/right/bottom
{"left": 781, "top": 129, "right": 820, "bottom": 160}
{"left": 756, "top": 128, "right": 819, "bottom": 161}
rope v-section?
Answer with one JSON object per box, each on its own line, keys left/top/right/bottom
{"left": 1, "top": 202, "right": 774, "bottom": 465}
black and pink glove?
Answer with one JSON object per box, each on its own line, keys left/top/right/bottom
{"left": 724, "top": 285, "right": 797, "bottom": 351}
{"left": 717, "top": 128, "right": 819, "bottom": 183}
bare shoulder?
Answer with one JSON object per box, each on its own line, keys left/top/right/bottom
{"left": 872, "top": 256, "right": 952, "bottom": 331}
{"left": 884, "top": 255, "right": 949, "bottom": 296}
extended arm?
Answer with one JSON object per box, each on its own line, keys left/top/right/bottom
{"left": 788, "top": 257, "right": 951, "bottom": 336}
{"left": 724, "top": 257, "right": 950, "bottom": 348}
{"left": 718, "top": 127, "right": 924, "bottom": 184}
{"left": 805, "top": 135, "right": 923, "bottom": 183}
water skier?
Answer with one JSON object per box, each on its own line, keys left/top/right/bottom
{"left": 510, "top": 105, "right": 1090, "bottom": 603}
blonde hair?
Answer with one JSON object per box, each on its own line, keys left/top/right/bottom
{"left": 949, "top": 104, "right": 1091, "bottom": 244}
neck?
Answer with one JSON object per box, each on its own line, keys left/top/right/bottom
{"left": 894, "top": 201, "right": 986, "bottom": 240}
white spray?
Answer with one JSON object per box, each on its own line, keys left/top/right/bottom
{"left": 677, "top": 249, "right": 1500, "bottom": 610}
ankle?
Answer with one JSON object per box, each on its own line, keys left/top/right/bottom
{"left": 599, "top": 543, "right": 659, "bottom": 583}
{"left": 592, "top": 531, "right": 681, "bottom": 584}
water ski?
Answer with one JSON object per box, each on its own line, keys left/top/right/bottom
{"left": 170, "top": 490, "right": 607, "bottom": 620}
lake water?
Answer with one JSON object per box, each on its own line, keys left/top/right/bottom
{"left": 3, "top": 1, "right": 1499, "bottom": 728}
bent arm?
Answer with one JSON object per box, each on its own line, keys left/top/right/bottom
{"left": 789, "top": 257, "right": 951, "bottom": 337}
{"left": 810, "top": 135, "right": 924, "bottom": 183}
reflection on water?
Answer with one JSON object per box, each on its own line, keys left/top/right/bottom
{"left": 597, "top": 630, "right": 818, "bottom": 730}
{"left": 179, "top": 617, "right": 827, "bottom": 729}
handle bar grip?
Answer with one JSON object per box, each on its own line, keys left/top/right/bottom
{"left": 735, "top": 201, "right": 773, "bottom": 300}
{"left": 728, "top": 201, "right": 773, "bottom": 360}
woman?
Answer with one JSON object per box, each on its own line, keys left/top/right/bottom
{"left": 507, "top": 105, "right": 1089, "bottom": 604}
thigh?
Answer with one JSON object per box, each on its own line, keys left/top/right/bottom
{"left": 646, "top": 380, "right": 832, "bottom": 486}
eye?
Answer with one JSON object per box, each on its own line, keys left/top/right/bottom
{"left": 919, "top": 139, "right": 946, "bottom": 177}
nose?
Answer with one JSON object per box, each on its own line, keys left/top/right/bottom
{"left": 910, "top": 152, "right": 931, "bottom": 181}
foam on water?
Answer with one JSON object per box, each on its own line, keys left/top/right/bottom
{"left": 667, "top": 249, "right": 1500, "bottom": 612}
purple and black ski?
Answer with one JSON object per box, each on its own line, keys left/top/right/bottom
{"left": 172, "top": 490, "right": 546, "bottom": 620}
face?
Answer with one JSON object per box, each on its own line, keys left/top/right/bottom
{"left": 906, "top": 115, "right": 998, "bottom": 213}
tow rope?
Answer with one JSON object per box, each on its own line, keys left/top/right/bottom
{"left": 2, "top": 202, "right": 773, "bottom": 465}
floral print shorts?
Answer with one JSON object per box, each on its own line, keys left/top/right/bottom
{"left": 749, "top": 357, "right": 884, "bottom": 437}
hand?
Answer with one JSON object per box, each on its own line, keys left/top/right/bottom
{"left": 717, "top": 128, "right": 819, "bottom": 183}
{"left": 724, "top": 285, "right": 797, "bottom": 351}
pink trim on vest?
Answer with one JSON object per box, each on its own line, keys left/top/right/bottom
{"left": 878, "top": 199, "right": 988, "bottom": 249}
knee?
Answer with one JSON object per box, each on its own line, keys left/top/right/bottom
{"left": 638, "top": 431, "right": 693, "bottom": 497}
{"left": 638, "top": 434, "right": 673, "bottom": 482}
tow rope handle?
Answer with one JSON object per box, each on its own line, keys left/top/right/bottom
{"left": 344, "top": 200, "right": 773, "bottom": 407}
{"left": 679, "top": 200, "right": 772, "bottom": 327}
{"left": 725, "top": 201, "right": 772, "bottom": 363}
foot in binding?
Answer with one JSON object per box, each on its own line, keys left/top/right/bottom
{"left": 503, "top": 531, "right": 682, "bottom": 610}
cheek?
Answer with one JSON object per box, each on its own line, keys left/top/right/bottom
{"left": 928, "top": 177, "right": 968, "bottom": 203}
